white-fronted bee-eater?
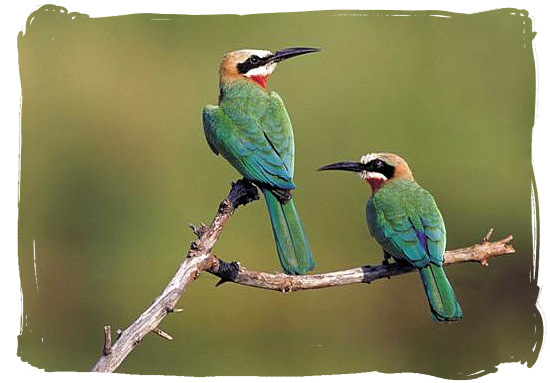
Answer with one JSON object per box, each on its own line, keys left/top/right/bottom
{"left": 319, "top": 153, "right": 462, "bottom": 322}
{"left": 202, "top": 47, "right": 319, "bottom": 275}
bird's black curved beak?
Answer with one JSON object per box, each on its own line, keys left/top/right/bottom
{"left": 269, "top": 47, "right": 320, "bottom": 63}
{"left": 318, "top": 161, "right": 367, "bottom": 173}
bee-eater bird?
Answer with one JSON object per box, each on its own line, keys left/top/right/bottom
{"left": 202, "top": 47, "right": 319, "bottom": 275}
{"left": 319, "top": 153, "right": 462, "bottom": 322}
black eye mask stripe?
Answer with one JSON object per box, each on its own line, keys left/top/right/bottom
{"left": 365, "top": 160, "right": 395, "bottom": 179}
{"left": 236, "top": 55, "right": 273, "bottom": 74}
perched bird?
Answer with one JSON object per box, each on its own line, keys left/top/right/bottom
{"left": 319, "top": 153, "right": 462, "bottom": 322}
{"left": 202, "top": 47, "right": 319, "bottom": 275}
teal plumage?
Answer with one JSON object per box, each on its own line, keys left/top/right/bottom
{"left": 202, "top": 49, "right": 316, "bottom": 275}
{"left": 319, "top": 153, "right": 462, "bottom": 322}
{"left": 203, "top": 82, "right": 295, "bottom": 192}
{"left": 263, "top": 189, "right": 313, "bottom": 274}
{"left": 367, "top": 180, "right": 462, "bottom": 322}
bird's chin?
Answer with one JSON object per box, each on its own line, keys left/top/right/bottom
{"left": 249, "top": 75, "right": 269, "bottom": 89}
{"left": 362, "top": 172, "right": 387, "bottom": 192}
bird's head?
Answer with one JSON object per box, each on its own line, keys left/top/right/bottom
{"left": 318, "top": 153, "right": 414, "bottom": 192}
{"left": 219, "top": 47, "right": 320, "bottom": 89}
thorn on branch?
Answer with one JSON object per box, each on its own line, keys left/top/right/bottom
{"left": 91, "top": 172, "right": 517, "bottom": 374}
{"left": 482, "top": 228, "right": 494, "bottom": 243}
{"left": 498, "top": 235, "right": 515, "bottom": 247}
{"left": 152, "top": 327, "right": 173, "bottom": 341}
{"left": 189, "top": 240, "right": 203, "bottom": 251}
{"left": 188, "top": 223, "right": 199, "bottom": 236}
{"left": 102, "top": 325, "right": 112, "bottom": 356}
{"left": 188, "top": 223, "right": 209, "bottom": 238}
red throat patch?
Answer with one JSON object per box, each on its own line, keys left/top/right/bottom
{"left": 250, "top": 75, "right": 268, "bottom": 89}
{"left": 366, "top": 177, "right": 386, "bottom": 192}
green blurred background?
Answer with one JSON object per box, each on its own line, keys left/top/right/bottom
{"left": 17, "top": 5, "right": 540, "bottom": 378}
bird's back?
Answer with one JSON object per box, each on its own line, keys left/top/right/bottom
{"left": 366, "top": 179, "right": 446, "bottom": 267}
{"left": 203, "top": 81, "right": 296, "bottom": 190}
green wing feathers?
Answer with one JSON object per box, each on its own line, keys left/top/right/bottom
{"left": 203, "top": 103, "right": 295, "bottom": 190}
{"left": 367, "top": 180, "right": 446, "bottom": 267}
{"left": 367, "top": 179, "right": 461, "bottom": 322}
{"left": 203, "top": 85, "right": 313, "bottom": 275}
{"left": 263, "top": 189, "right": 314, "bottom": 275}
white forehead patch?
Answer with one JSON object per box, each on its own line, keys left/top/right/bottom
{"left": 360, "top": 153, "right": 380, "bottom": 164}
{"left": 238, "top": 49, "right": 273, "bottom": 58}
{"left": 358, "top": 153, "right": 387, "bottom": 181}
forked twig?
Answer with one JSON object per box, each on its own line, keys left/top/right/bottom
{"left": 91, "top": 180, "right": 515, "bottom": 372}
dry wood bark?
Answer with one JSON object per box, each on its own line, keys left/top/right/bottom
{"left": 91, "top": 180, "right": 515, "bottom": 373}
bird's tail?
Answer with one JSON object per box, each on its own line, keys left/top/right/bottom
{"left": 418, "top": 264, "right": 463, "bottom": 322}
{"left": 262, "top": 189, "right": 315, "bottom": 275}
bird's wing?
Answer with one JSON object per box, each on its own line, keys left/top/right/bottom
{"left": 367, "top": 181, "right": 446, "bottom": 267}
{"left": 203, "top": 105, "right": 221, "bottom": 155}
{"left": 417, "top": 189, "right": 446, "bottom": 265}
{"left": 202, "top": 104, "right": 295, "bottom": 190}
{"left": 263, "top": 92, "right": 295, "bottom": 176}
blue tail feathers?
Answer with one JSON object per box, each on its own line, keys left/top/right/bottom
{"left": 262, "top": 189, "right": 315, "bottom": 275}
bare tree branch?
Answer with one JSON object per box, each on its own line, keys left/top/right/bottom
{"left": 91, "top": 180, "right": 516, "bottom": 373}
{"left": 90, "top": 179, "right": 259, "bottom": 373}
{"left": 207, "top": 229, "right": 515, "bottom": 292}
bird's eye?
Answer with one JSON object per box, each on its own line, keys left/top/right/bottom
{"left": 372, "top": 160, "right": 384, "bottom": 168}
{"left": 249, "top": 55, "right": 260, "bottom": 64}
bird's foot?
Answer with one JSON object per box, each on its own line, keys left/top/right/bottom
{"left": 226, "top": 179, "right": 260, "bottom": 210}
{"left": 382, "top": 251, "right": 393, "bottom": 266}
